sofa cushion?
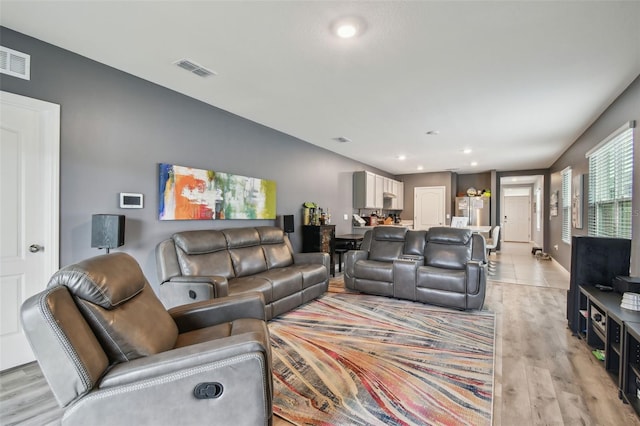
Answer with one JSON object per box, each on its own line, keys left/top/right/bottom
{"left": 417, "top": 266, "right": 466, "bottom": 293}
{"left": 224, "top": 228, "right": 269, "bottom": 277}
{"left": 176, "top": 249, "right": 235, "bottom": 279}
{"left": 173, "top": 230, "right": 227, "bottom": 254}
{"left": 229, "top": 276, "right": 273, "bottom": 303}
{"left": 50, "top": 253, "right": 146, "bottom": 309}
{"left": 53, "top": 255, "right": 180, "bottom": 364}
{"left": 255, "top": 269, "right": 303, "bottom": 300}
{"left": 294, "top": 264, "right": 328, "bottom": 289}
{"left": 354, "top": 259, "right": 394, "bottom": 282}
{"left": 427, "top": 227, "right": 472, "bottom": 245}
{"left": 424, "top": 227, "right": 472, "bottom": 270}
{"left": 171, "top": 230, "right": 235, "bottom": 279}
{"left": 404, "top": 230, "right": 427, "bottom": 256}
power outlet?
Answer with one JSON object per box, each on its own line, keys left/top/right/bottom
{"left": 554, "top": 244, "right": 559, "bottom": 250}
{"left": 343, "top": 214, "right": 349, "bottom": 221}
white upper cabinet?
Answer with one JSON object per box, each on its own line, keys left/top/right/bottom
{"left": 353, "top": 171, "right": 403, "bottom": 210}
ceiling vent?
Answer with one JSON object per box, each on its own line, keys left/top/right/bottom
{"left": 174, "top": 59, "right": 216, "bottom": 78}
{"left": 0, "top": 46, "right": 30, "bottom": 80}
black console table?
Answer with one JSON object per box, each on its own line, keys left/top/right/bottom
{"left": 302, "top": 225, "right": 335, "bottom": 277}
{"left": 579, "top": 285, "right": 640, "bottom": 412}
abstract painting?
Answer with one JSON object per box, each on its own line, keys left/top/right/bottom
{"left": 159, "top": 163, "right": 276, "bottom": 220}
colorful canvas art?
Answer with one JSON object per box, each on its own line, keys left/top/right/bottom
{"left": 159, "top": 163, "right": 276, "bottom": 220}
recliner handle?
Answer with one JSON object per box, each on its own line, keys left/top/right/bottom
{"left": 194, "top": 382, "right": 224, "bottom": 399}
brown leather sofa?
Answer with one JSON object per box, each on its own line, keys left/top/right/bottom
{"left": 344, "top": 226, "right": 487, "bottom": 310}
{"left": 21, "top": 253, "right": 273, "bottom": 426}
{"left": 156, "top": 226, "right": 329, "bottom": 319}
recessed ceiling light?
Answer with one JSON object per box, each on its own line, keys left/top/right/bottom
{"left": 333, "top": 136, "right": 352, "bottom": 143}
{"left": 425, "top": 130, "right": 440, "bottom": 136}
{"left": 337, "top": 24, "right": 357, "bottom": 38}
{"left": 463, "top": 148, "right": 472, "bottom": 154}
{"left": 470, "top": 161, "right": 478, "bottom": 167}
{"left": 396, "top": 155, "right": 406, "bottom": 161}
{"left": 417, "top": 166, "right": 424, "bottom": 171}
{"left": 332, "top": 17, "right": 365, "bottom": 39}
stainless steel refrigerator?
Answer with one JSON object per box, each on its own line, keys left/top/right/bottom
{"left": 455, "top": 196, "right": 490, "bottom": 226}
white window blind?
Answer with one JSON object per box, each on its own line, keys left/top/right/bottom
{"left": 561, "top": 168, "right": 572, "bottom": 243}
{"left": 587, "top": 122, "right": 635, "bottom": 239}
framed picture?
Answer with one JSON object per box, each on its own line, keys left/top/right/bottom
{"left": 158, "top": 163, "right": 276, "bottom": 220}
{"left": 550, "top": 191, "right": 558, "bottom": 217}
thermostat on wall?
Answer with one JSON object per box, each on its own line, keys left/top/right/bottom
{"left": 120, "top": 193, "right": 143, "bottom": 209}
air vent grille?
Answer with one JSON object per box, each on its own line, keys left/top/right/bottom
{"left": 174, "top": 58, "right": 216, "bottom": 78}
{"left": 0, "top": 46, "right": 30, "bottom": 80}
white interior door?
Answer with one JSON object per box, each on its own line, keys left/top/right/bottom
{"left": 503, "top": 195, "right": 531, "bottom": 242}
{"left": 414, "top": 186, "right": 446, "bottom": 230}
{"left": 1, "top": 91, "right": 60, "bottom": 371}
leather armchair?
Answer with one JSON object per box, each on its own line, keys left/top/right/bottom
{"left": 21, "top": 253, "right": 273, "bottom": 426}
{"left": 344, "top": 226, "right": 420, "bottom": 295}
{"left": 411, "top": 227, "right": 487, "bottom": 310}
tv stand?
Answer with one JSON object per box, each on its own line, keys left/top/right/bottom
{"left": 579, "top": 285, "right": 640, "bottom": 415}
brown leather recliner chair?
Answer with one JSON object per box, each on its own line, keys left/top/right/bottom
{"left": 21, "top": 253, "right": 273, "bottom": 426}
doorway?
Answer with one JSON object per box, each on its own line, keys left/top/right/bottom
{"left": 1, "top": 91, "right": 60, "bottom": 370}
{"left": 503, "top": 194, "right": 531, "bottom": 242}
{"left": 414, "top": 186, "right": 446, "bottom": 230}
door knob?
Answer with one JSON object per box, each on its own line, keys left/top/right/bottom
{"left": 29, "top": 244, "right": 43, "bottom": 253}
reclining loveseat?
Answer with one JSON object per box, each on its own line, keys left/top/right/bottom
{"left": 156, "top": 226, "right": 329, "bottom": 319}
{"left": 344, "top": 226, "right": 487, "bottom": 310}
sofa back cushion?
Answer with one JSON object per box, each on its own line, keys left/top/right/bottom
{"left": 173, "top": 230, "right": 235, "bottom": 279}
{"left": 369, "top": 226, "right": 408, "bottom": 262}
{"left": 404, "top": 230, "right": 427, "bottom": 256}
{"left": 257, "top": 226, "right": 294, "bottom": 269}
{"left": 224, "top": 228, "right": 268, "bottom": 277}
{"left": 49, "top": 253, "right": 178, "bottom": 363}
{"left": 424, "top": 227, "right": 472, "bottom": 270}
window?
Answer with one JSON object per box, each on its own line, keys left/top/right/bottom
{"left": 587, "top": 122, "right": 635, "bottom": 239}
{"left": 561, "top": 168, "right": 572, "bottom": 243}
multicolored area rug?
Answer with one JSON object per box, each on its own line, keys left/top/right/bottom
{"left": 269, "top": 293, "right": 495, "bottom": 426}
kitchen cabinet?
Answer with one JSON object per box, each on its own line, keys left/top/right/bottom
{"left": 353, "top": 171, "right": 403, "bottom": 210}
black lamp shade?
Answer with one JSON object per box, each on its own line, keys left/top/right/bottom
{"left": 91, "top": 214, "right": 125, "bottom": 249}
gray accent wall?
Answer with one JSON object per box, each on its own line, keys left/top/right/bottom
{"left": 549, "top": 75, "right": 640, "bottom": 275}
{"left": 0, "top": 27, "right": 390, "bottom": 288}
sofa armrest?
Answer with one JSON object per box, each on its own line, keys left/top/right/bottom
{"left": 100, "top": 331, "right": 269, "bottom": 389}
{"left": 159, "top": 276, "right": 229, "bottom": 309}
{"left": 169, "top": 292, "right": 266, "bottom": 332}
{"left": 465, "top": 260, "right": 486, "bottom": 295}
{"left": 71, "top": 334, "right": 271, "bottom": 425}
{"left": 393, "top": 258, "right": 420, "bottom": 300}
{"left": 344, "top": 250, "right": 369, "bottom": 289}
{"left": 293, "top": 252, "right": 330, "bottom": 276}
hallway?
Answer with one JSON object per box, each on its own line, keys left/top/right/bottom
{"left": 487, "top": 241, "right": 570, "bottom": 290}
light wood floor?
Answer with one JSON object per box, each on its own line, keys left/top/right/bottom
{"left": 2, "top": 242, "right": 639, "bottom": 425}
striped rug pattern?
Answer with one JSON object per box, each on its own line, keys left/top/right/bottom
{"left": 269, "top": 293, "right": 495, "bottom": 426}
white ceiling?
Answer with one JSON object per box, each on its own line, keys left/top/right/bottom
{"left": 1, "top": 1, "right": 639, "bottom": 175}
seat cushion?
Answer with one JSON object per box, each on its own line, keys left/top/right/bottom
{"left": 255, "top": 269, "right": 303, "bottom": 300}
{"left": 292, "top": 264, "right": 328, "bottom": 289}
{"left": 417, "top": 266, "right": 466, "bottom": 293}
{"left": 354, "top": 259, "right": 394, "bottom": 282}
{"left": 229, "top": 276, "right": 273, "bottom": 303}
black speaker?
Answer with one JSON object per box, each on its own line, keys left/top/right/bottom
{"left": 91, "top": 214, "right": 125, "bottom": 252}
{"left": 283, "top": 215, "right": 295, "bottom": 233}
